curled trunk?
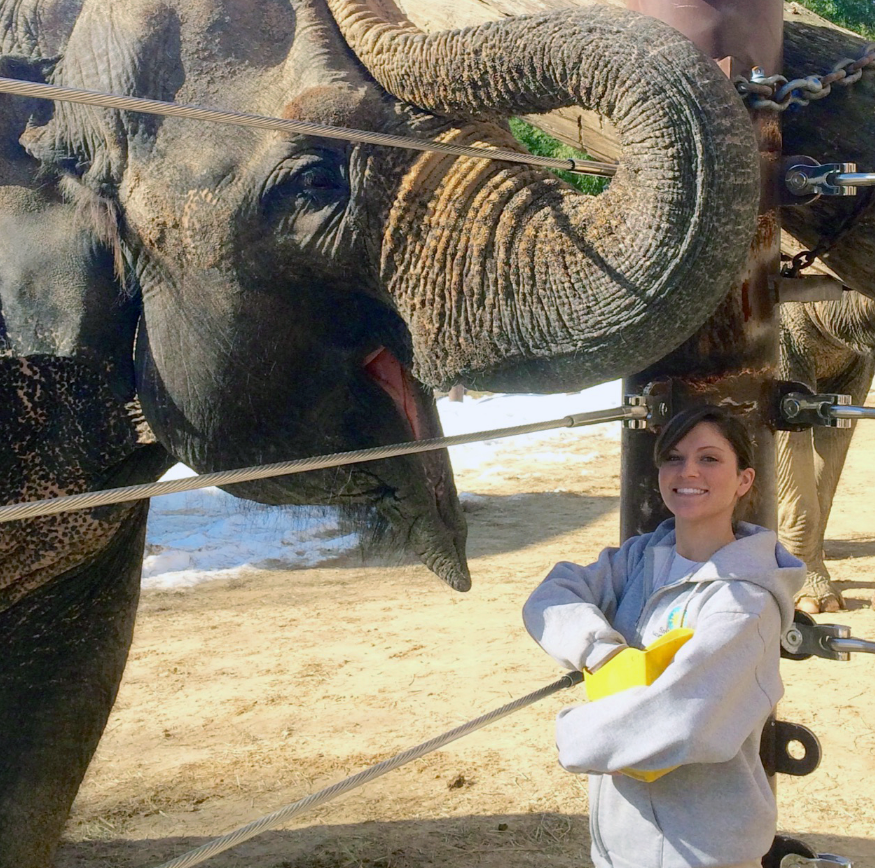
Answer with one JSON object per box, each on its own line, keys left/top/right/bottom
{"left": 393, "top": 0, "right": 875, "bottom": 301}
{"left": 327, "top": 0, "right": 759, "bottom": 391}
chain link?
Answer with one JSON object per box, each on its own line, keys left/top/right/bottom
{"left": 735, "top": 42, "right": 875, "bottom": 111}
{"left": 780, "top": 185, "right": 875, "bottom": 278}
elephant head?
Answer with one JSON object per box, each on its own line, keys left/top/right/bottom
{"left": 18, "top": 0, "right": 758, "bottom": 589}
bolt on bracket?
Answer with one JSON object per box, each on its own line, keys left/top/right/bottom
{"left": 784, "top": 159, "right": 865, "bottom": 199}
{"left": 783, "top": 617, "right": 875, "bottom": 661}
{"left": 777, "top": 385, "right": 854, "bottom": 430}
{"left": 622, "top": 380, "right": 673, "bottom": 431}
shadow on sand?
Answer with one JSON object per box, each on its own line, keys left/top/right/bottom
{"left": 825, "top": 537, "right": 875, "bottom": 562}
{"left": 55, "top": 813, "right": 875, "bottom": 868}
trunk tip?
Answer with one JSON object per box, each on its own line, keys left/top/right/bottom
{"left": 431, "top": 554, "right": 472, "bottom": 592}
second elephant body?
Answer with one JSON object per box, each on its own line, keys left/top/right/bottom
{"left": 778, "top": 293, "right": 875, "bottom": 611}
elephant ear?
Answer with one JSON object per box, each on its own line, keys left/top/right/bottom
{"left": 0, "top": 354, "right": 170, "bottom": 614}
{"left": 21, "top": 4, "right": 183, "bottom": 191}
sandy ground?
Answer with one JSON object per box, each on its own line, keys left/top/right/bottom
{"left": 56, "top": 421, "right": 875, "bottom": 868}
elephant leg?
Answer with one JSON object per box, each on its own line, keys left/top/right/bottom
{"left": 0, "top": 504, "right": 148, "bottom": 868}
{"left": 778, "top": 306, "right": 833, "bottom": 610}
{"left": 812, "top": 356, "right": 875, "bottom": 612}
{"left": 776, "top": 427, "right": 836, "bottom": 611}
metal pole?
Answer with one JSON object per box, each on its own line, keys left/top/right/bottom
{"left": 620, "top": 7, "right": 787, "bottom": 861}
{"left": 621, "top": 0, "right": 784, "bottom": 539}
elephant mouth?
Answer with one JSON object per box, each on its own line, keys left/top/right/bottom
{"left": 362, "top": 345, "right": 470, "bottom": 591}
{"left": 363, "top": 345, "right": 428, "bottom": 441}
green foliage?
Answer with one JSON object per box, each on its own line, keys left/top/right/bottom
{"left": 508, "top": 117, "right": 609, "bottom": 196}
{"left": 796, "top": 0, "right": 875, "bottom": 38}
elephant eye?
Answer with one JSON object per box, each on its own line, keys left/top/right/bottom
{"left": 299, "top": 168, "right": 334, "bottom": 190}
{"left": 261, "top": 151, "right": 348, "bottom": 217}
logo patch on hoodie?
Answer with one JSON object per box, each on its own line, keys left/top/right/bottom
{"left": 667, "top": 605, "right": 687, "bottom": 630}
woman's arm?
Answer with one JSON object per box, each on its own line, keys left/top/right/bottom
{"left": 523, "top": 538, "right": 644, "bottom": 671}
{"left": 553, "top": 583, "right": 783, "bottom": 776}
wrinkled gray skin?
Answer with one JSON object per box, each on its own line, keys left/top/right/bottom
{"left": 778, "top": 293, "right": 875, "bottom": 613}
{"left": 774, "top": 17, "right": 875, "bottom": 614}
{"left": 0, "top": 0, "right": 760, "bottom": 863}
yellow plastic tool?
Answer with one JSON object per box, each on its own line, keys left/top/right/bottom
{"left": 584, "top": 627, "right": 694, "bottom": 782}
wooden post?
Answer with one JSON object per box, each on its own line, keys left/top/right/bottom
{"left": 620, "top": 0, "right": 784, "bottom": 540}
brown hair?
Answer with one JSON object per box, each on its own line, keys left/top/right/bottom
{"left": 653, "top": 404, "right": 755, "bottom": 472}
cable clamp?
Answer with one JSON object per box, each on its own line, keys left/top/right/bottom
{"left": 785, "top": 161, "right": 865, "bottom": 199}
{"left": 782, "top": 612, "right": 875, "bottom": 661}
{"left": 622, "top": 380, "right": 673, "bottom": 431}
{"left": 777, "top": 387, "right": 853, "bottom": 430}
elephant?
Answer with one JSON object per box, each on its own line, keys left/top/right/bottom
{"left": 0, "top": 0, "right": 761, "bottom": 862}
{"left": 0, "top": 354, "right": 171, "bottom": 868}
{"left": 778, "top": 292, "right": 875, "bottom": 613}
{"left": 775, "top": 9, "right": 875, "bottom": 614}
{"left": 1, "top": 57, "right": 173, "bottom": 865}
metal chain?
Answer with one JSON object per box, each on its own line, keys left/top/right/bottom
{"left": 0, "top": 404, "right": 645, "bottom": 523}
{"left": 0, "top": 77, "right": 616, "bottom": 178}
{"left": 151, "top": 670, "right": 583, "bottom": 868}
{"left": 780, "top": 186, "right": 875, "bottom": 278}
{"left": 735, "top": 42, "right": 875, "bottom": 111}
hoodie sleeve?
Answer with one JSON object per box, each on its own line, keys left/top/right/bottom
{"left": 554, "top": 582, "right": 783, "bottom": 775}
{"left": 522, "top": 537, "right": 644, "bottom": 672}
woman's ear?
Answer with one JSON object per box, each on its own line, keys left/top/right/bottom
{"left": 737, "top": 467, "right": 755, "bottom": 499}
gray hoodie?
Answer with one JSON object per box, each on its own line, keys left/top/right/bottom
{"left": 522, "top": 520, "right": 805, "bottom": 868}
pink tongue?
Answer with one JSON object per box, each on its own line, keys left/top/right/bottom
{"left": 363, "top": 347, "right": 426, "bottom": 441}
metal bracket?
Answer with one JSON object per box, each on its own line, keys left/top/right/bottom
{"left": 778, "top": 389, "right": 853, "bottom": 430}
{"left": 772, "top": 275, "right": 845, "bottom": 304}
{"left": 760, "top": 718, "right": 821, "bottom": 777}
{"left": 765, "top": 837, "right": 853, "bottom": 868}
{"left": 783, "top": 615, "right": 875, "bottom": 661}
{"left": 785, "top": 160, "right": 860, "bottom": 199}
{"left": 622, "top": 380, "right": 672, "bottom": 431}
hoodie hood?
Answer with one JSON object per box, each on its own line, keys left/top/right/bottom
{"left": 647, "top": 519, "right": 806, "bottom": 632}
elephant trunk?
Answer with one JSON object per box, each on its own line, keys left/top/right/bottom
{"left": 328, "top": 1, "right": 760, "bottom": 391}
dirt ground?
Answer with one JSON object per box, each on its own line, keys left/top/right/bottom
{"left": 56, "top": 418, "right": 875, "bottom": 868}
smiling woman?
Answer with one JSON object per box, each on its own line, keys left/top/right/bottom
{"left": 522, "top": 404, "right": 805, "bottom": 868}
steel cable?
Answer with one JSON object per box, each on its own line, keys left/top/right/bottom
{"left": 152, "top": 670, "right": 583, "bottom": 868}
{"left": 0, "top": 77, "right": 617, "bottom": 178}
{"left": 0, "top": 405, "right": 645, "bottom": 523}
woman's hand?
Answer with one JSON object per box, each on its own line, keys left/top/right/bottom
{"left": 586, "top": 643, "right": 629, "bottom": 673}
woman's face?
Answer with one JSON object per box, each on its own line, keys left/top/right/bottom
{"left": 657, "top": 422, "right": 755, "bottom": 530}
